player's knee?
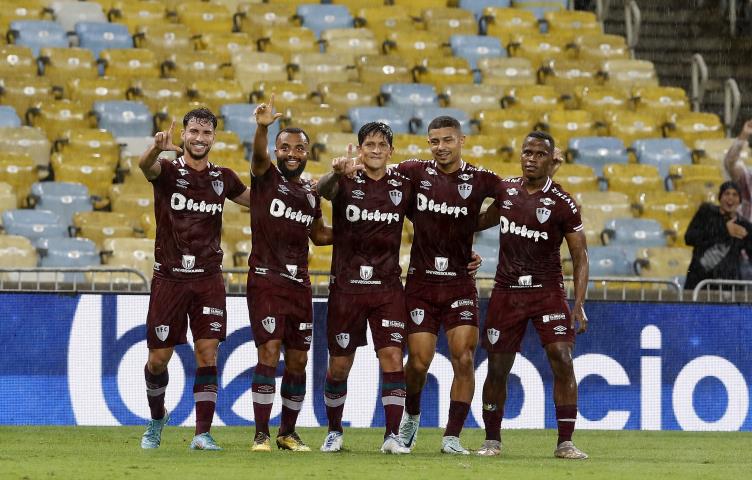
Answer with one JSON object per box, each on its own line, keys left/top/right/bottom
{"left": 407, "top": 355, "right": 431, "bottom": 375}
{"left": 147, "top": 357, "right": 169, "bottom": 374}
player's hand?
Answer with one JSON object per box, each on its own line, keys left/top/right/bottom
{"left": 552, "top": 147, "right": 564, "bottom": 176}
{"left": 254, "top": 93, "right": 283, "bottom": 127}
{"left": 727, "top": 218, "right": 748, "bottom": 239}
{"left": 571, "top": 303, "right": 588, "bottom": 334}
{"left": 467, "top": 251, "right": 482, "bottom": 277}
{"left": 153, "top": 120, "right": 183, "bottom": 154}
{"left": 331, "top": 144, "right": 364, "bottom": 177}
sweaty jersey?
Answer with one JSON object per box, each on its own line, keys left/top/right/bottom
{"left": 396, "top": 159, "right": 500, "bottom": 285}
{"left": 493, "top": 176, "right": 583, "bottom": 292}
{"left": 150, "top": 156, "right": 246, "bottom": 280}
{"left": 248, "top": 166, "right": 321, "bottom": 288}
{"left": 330, "top": 168, "right": 413, "bottom": 292}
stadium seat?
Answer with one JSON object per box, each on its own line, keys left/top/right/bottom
{"left": 635, "top": 190, "right": 693, "bottom": 230}
{"left": 220, "top": 103, "right": 280, "bottom": 147}
{"left": 222, "top": 213, "right": 253, "bottom": 249}
{"left": 380, "top": 83, "right": 439, "bottom": 111}
{"left": 2, "top": 209, "right": 67, "bottom": 241}
{"left": 588, "top": 245, "right": 637, "bottom": 277}
{"left": 422, "top": 8, "right": 478, "bottom": 43}
{"left": 250, "top": 80, "right": 316, "bottom": 111}
{"left": 543, "top": 9, "right": 601, "bottom": 37}
{"left": 501, "top": 84, "right": 564, "bottom": 117}
{"left": 195, "top": 32, "right": 255, "bottom": 64}
{"left": 71, "top": 211, "right": 136, "bottom": 248}
{"left": 289, "top": 52, "right": 358, "bottom": 91}
{"left": 0, "top": 45, "right": 38, "bottom": 78}
{"left": 353, "top": 6, "right": 415, "bottom": 43}
{"left": 152, "top": 101, "right": 203, "bottom": 138}
{"left": 49, "top": 1, "right": 107, "bottom": 32}
{"left": 602, "top": 217, "right": 667, "bottom": 248}
{"left": 187, "top": 79, "right": 247, "bottom": 112}
{"left": 312, "top": 132, "right": 357, "bottom": 163}
{"left": 672, "top": 175, "right": 722, "bottom": 205}
{"left": 176, "top": 1, "right": 233, "bottom": 35}
{"left": 576, "top": 190, "right": 633, "bottom": 244}
{"left": 0, "top": 235, "right": 38, "bottom": 280}
{"left": 100, "top": 237, "right": 156, "bottom": 282}
{"left": 38, "top": 47, "right": 98, "bottom": 88}
{"left": 0, "top": 153, "right": 36, "bottom": 207}
{"left": 574, "top": 85, "right": 630, "bottom": 123}
{"left": 382, "top": 30, "right": 449, "bottom": 65}
{"left": 257, "top": 26, "right": 319, "bottom": 63}
{"left": 109, "top": 182, "right": 153, "bottom": 220}
{"left": 607, "top": 111, "right": 662, "bottom": 148}
{"left": 541, "top": 110, "right": 598, "bottom": 150}
{"left": 475, "top": 109, "right": 535, "bottom": 138}
{"left": 0, "top": 106, "right": 21, "bottom": 128}
{"left": 107, "top": 0, "right": 166, "bottom": 34}
{"left": 666, "top": 112, "right": 725, "bottom": 146}
{"left": 479, "top": 7, "right": 538, "bottom": 45}
{"left": 66, "top": 77, "right": 129, "bottom": 109}
{"left": 0, "top": 182, "right": 16, "bottom": 217}
{"left": 632, "top": 138, "right": 691, "bottom": 178}
{"left": 210, "top": 131, "right": 245, "bottom": 162}
{"left": 29, "top": 181, "right": 92, "bottom": 225}
{"left": 567, "top": 136, "right": 628, "bottom": 176}
{"left": 349, "top": 107, "right": 411, "bottom": 135}
{"left": 693, "top": 138, "right": 750, "bottom": 166}
{"left": 99, "top": 48, "right": 160, "bottom": 79}
{"left": 440, "top": 84, "right": 502, "bottom": 115}
{"left": 460, "top": 0, "right": 512, "bottom": 19}
{"left": 632, "top": 86, "right": 690, "bottom": 124}
{"left": 391, "top": 134, "right": 431, "bottom": 163}
{"left": 554, "top": 163, "right": 599, "bottom": 194}
{"left": 538, "top": 58, "right": 600, "bottom": 97}
{"left": 512, "top": 0, "right": 567, "bottom": 21}
{"left": 231, "top": 51, "right": 289, "bottom": 94}
{"left": 506, "top": 32, "right": 572, "bottom": 68}
{"left": 161, "top": 51, "right": 234, "bottom": 81}
{"left": 599, "top": 59, "right": 658, "bottom": 91}
{"left": 462, "top": 134, "right": 506, "bottom": 164}
{"left": 75, "top": 21, "right": 132, "bottom": 58}
{"left": 37, "top": 236, "right": 100, "bottom": 283}
{"left": 0, "top": 78, "right": 58, "bottom": 126}
{"left": 572, "top": 34, "right": 629, "bottom": 63}
{"left": 26, "top": 100, "right": 96, "bottom": 141}
{"left": 316, "top": 82, "right": 379, "bottom": 117}
{"left": 320, "top": 28, "right": 380, "bottom": 59}
{"left": 634, "top": 246, "right": 691, "bottom": 286}
{"left": 413, "top": 57, "right": 475, "bottom": 90}
{"left": 0, "top": 1, "right": 50, "bottom": 33}
{"left": 233, "top": 3, "right": 296, "bottom": 36}
{"left": 50, "top": 153, "right": 114, "bottom": 203}
{"left": 449, "top": 35, "right": 504, "bottom": 82}
{"left": 411, "top": 107, "right": 471, "bottom": 134}
{"left": 133, "top": 24, "right": 193, "bottom": 60}
{"left": 602, "top": 163, "right": 662, "bottom": 202}
{"left": 8, "top": 21, "right": 69, "bottom": 56}
{"left": 92, "top": 101, "right": 152, "bottom": 138}
{"left": 284, "top": 105, "right": 344, "bottom": 142}
{"left": 54, "top": 128, "right": 120, "bottom": 170}
{"left": 124, "top": 78, "right": 185, "bottom": 114}
{"left": 356, "top": 54, "right": 414, "bottom": 85}
{"left": 0, "top": 126, "right": 51, "bottom": 173}
{"left": 477, "top": 56, "right": 536, "bottom": 86}
{"left": 296, "top": 4, "right": 354, "bottom": 38}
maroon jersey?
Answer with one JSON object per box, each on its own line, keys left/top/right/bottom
{"left": 396, "top": 159, "right": 500, "bottom": 285}
{"left": 248, "top": 166, "right": 321, "bottom": 288}
{"left": 330, "top": 169, "right": 413, "bottom": 292}
{"left": 493, "top": 176, "right": 583, "bottom": 291}
{"left": 150, "top": 156, "right": 245, "bottom": 280}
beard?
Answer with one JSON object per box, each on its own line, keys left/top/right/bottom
{"left": 276, "top": 156, "right": 306, "bottom": 179}
{"left": 186, "top": 144, "right": 211, "bottom": 161}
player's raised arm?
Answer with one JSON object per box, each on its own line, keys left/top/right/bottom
{"left": 309, "top": 217, "right": 333, "bottom": 246}
{"left": 251, "top": 93, "right": 283, "bottom": 178}
{"left": 317, "top": 144, "right": 364, "bottom": 200}
{"left": 724, "top": 120, "right": 752, "bottom": 183}
{"left": 139, "top": 120, "right": 183, "bottom": 181}
{"left": 565, "top": 230, "right": 589, "bottom": 334}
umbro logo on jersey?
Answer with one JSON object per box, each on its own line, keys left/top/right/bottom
{"left": 209, "top": 171, "right": 221, "bottom": 177}
{"left": 458, "top": 183, "right": 472, "bottom": 199}
{"left": 390, "top": 332, "right": 403, "bottom": 342}
{"left": 262, "top": 317, "right": 276, "bottom": 333}
{"left": 389, "top": 189, "right": 402, "bottom": 206}
{"left": 506, "top": 188, "right": 518, "bottom": 196}
{"left": 352, "top": 190, "right": 365, "bottom": 199}
{"left": 336, "top": 333, "right": 350, "bottom": 348}
{"left": 459, "top": 310, "right": 473, "bottom": 319}
{"left": 426, "top": 167, "right": 438, "bottom": 175}
{"left": 388, "top": 179, "right": 402, "bottom": 187}
{"left": 502, "top": 200, "right": 513, "bottom": 209}
{"left": 487, "top": 328, "right": 500, "bottom": 345}
{"left": 540, "top": 197, "right": 556, "bottom": 206}
{"left": 420, "top": 180, "right": 432, "bottom": 190}
{"left": 176, "top": 179, "right": 189, "bottom": 188}
{"left": 458, "top": 173, "right": 473, "bottom": 181}
{"left": 410, "top": 308, "right": 424, "bottom": 325}
{"left": 155, "top": 325, "right": 169, "bottom": 342}
{"left": 209, "top": 322, "right": 222, "bottom": 332}
{"left": 277, "top": 184, "right": 290, "bottom": 195}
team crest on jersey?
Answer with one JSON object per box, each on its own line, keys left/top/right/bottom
{"left": 360, "top": 265, "right": 373, "bottom": 280}
{"left": 262, "top": 316, "right": 276, "bottom": 333}
{"left": 434, "top": 257, "right": 449, "bottom": 272}
{"left": 336, "top": 333, "right": 350, "bottom": 348}
{"left": 487, "top": 328, "right": 500, "bottom": 345}
{"left": 458, "top": 173, "right": 473, "bottom": 181}
{"left": 410, "top": 308, "right": 424, "bottom": 325}
{"left": 211, "top": 179, "right": 224, "bottom": 196}
{"left": 506, "top": 188, "right": 518, "bottom": 196}
{"left": 306, "top": 193, "right": 316, "bottom": 208}
{"left": 181, "top": 255, "right": 195, "bottom": 270}
{"left": 389, "top": 189, "right": 402, "bottom": 206}
{"left": 155, "top": 325, "right": 169, "bottom": 342}
{"left": 540, "top": 197, "right": 556, "bottom": 206}
{"left": 458, "top": 183, "right": 472, "bottom": 199}
{"left": 286, "top": 264, "right": 298, "bottom": 277}
{"left": 536, "top": 207, "right": 551, "bottom": 224}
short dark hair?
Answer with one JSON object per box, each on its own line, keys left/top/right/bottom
{"left": 183, "top": 107, "right": 217, "bottom": 130}
{"left": 275, "top": 127, "right": 310, "bottom": 144}
{"left": 358, "top": 122, "right": 393, "bottom": 147}
{"left": 524, "top": 130, "right": 555, "bottom": 153}
{"left": 427, "top": 115, "right": 462, "bottom": 133}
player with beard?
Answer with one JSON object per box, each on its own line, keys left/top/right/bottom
{"left": 138, "top": 107, "right": 250, "bottom": 451}
{"left": 247, "top": 95, "right": 331, "bottom": 453}
{"left": 475, "top": 131, "right": 589, "bottom": 459}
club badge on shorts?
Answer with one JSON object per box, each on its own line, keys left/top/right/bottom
{"left": 410, "top": 308, "right": 424, "bottom": 325}
{"left": 335, "top": 333, "right": 350, "bottom": 348}
{"left": 434, "top": 257, "right": 448, "bottom": 272}
{"left": 155, "top": 325, "right": 169, "bottom": 342}
{"left": 360, "top": 265, "right": 373, "bottom": 280}
{"left": 261, "top": 316, "right": 276, "bottom": 333}
{"left": 487, "top": 328, "right": 500, "bottom": 345}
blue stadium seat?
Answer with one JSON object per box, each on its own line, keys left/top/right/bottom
{"left": 8, "top": 21, "right": 69, "bottom": 56}
{"left": 30, "top": 182, "right": 92, "bottom": 226}
{"left": 37, "top": 236, "right": 99, "bottom": 282}
{"left": 348, "top": 107, "right": 411, "bottom": 135}
{"left": 450, "top": 35, "right": 505, "bottom": 75}
{"left": 602, "top": 218, "right": 667, "bottom": 248}
{"left": 459, "top": 0, "right": 512, "bottom": 18}
{"left": 0, "top": 106, "right": 22, "bottom": 128}
{"left": 75, "top": 22, "right": 132, "bottom": 58}
{"left": 632, "top": 138, "right": 691, "bottom": 178}
{"left": 296, "top": 4, "right": 354, "bottom": 38}
{"left": 568, "top": 136, "right": 628, "bottom": 176}
{"left": 475, "top": 223, "right": 500, "bottom": 248}
{"left": 473, "top": 242, "right": 498, "bottom": 275}
{"left": 220, "top": 103, "right": 280, "bottom": 153}
{"left": 411, "top": 107, "right": 471, "bottom": 134}
{"left": 93, "top": 101, "right": 152, "bottom": 138}
{"left": 2, "top": 209, "right": 68, "bottom": 241}
{"left": 588, "top": 245, "right": 638, "bottom": 276}
{"left": 512, "top": 0, "right": 567, "bottom": 21}
{"left": 380, "top": 83, "right": 439, "bottom": 110}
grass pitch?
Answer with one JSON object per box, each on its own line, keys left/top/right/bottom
{"left": 1, "top": 427, "right": 749, "bottom": 480}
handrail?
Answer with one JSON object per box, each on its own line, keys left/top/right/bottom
{"left": 624, "top": 0, "right": 641, "bottom": 58}
{"left": 691, "top": 53, "right": 709, "bottom": 111}
{"left": 692, "top": 279, "right": 752, "bottom": 302}
{"left": 0, "top": 267, "right": 149, "bottom": 292}
{"left": 724, "top": 78, "right": 741, "bottom": 136}
{"left": 595, "top": 0, "right": 612, "bottom": 22}
{"left": 568, "top": 276, "right": 683, "bottom": 301}
{"left": 730, "top": 0, "right": 737, "bottom": 37}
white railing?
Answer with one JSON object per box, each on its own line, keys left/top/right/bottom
{"left": 691, "top": 53, "right": 709, "bottom": 111}
{"left": 0, "top": 267, "right": 149, "bottom": 292}
{"left": 692, "top": 279, "right": 752, "bottom": 302}
{"left": 624, "top": 0, "right": 641, "bottom": 58}
{"left": 724, "top": 78, "right": 742, "bottom": 136}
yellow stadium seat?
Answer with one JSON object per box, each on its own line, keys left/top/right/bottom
{"left": 0, "top": 153, "right": 35, "bottom": 207}
{"left": 66, "top": 77, "right": 130, "bottom": 110}
{"left": 543, "top": 10, "right": 601, "bottom": 37}
{"left": 633, "top": 86, "right": 690, "bottom": 124}
{"left": 153, "top": 101, "right": 205, "bottom": 137}
{"left": 332, "top": 0, "right": 384, "bottom": 9}
{"left": 538, "top": 58, "right": 600, "bottom": 97}
{"left": 222, "top": 214, "right": 253, "bottom": 248}
{"left": 210, "top": 130, "right": 245, "bottom": 161}
{"left": 603, "top": 163, "right": 662, "bottom": 202}
{"left": 316, "top": 82, "right": 379, "bottom": 116}
{"left": 284, "top": 105, "right": 344, "bottom": 142}
{"left": 422, "top": 8, "right": 478, "bottom": 42}
{"left": 257, "top": 26, "right": 319, "bottom": 63}
{"left": 542, "top": 109, "right": 600, "bottom": 151}
{"left": 576, "top": 191, "right": 632, "bottom": 216}
{"left": 313, "top": 132, "right": 358, "bottom": 163}
{"left": 668, "top": 163, "right": 723, "bottom": 181}
{"left": 0, "top": 126, "right": 51, "bottom": 172}
{"left": 554, "top": 163, "right": 599, "bottom": 194}
{"left": 72, "top": 211, "right": 136, "bottom": 248}
{"left": 187, "top": 79, "right": 247, "bottom": 112}
{"left": 478, "top": 57, "right": 536, "bottom": 87}
{"left": 382, "top": 31, "right": 450, "bottom": 65}
{"left": 481, "top": 7, "right": 538, "bottom": 46}
{"left": 0, "top": 1, "right": 51, "bottom": 32}
{"left": 462, "top": 135, "right": 506, "bottom": 163}
{"left": 133, "top": 24, "right": 194, "bottom": 60}
{"left": 139, "top": 211, "right": 156, "bottom": 239}
{"left": 607, "top": 111, "right": 662, "bottom": 147}
{"left": 107, "top": 0, "right": 166, "bottom": 33}
{"left": 693, "top": 138, "right": 750, "bottom": 166}
{"left": 99, "top": 237, "right": 156, "bottom": 282}
{"left": 161, "top": 51, "right": 234, "bottom": 81}
{"left": 441, "top": 83, "right": 502, "bottom": 116}
{"left": 672, "top": 176, "right": 722, "bottom": 205}
{"left": 303, "top": 159, "right": 331, "bottom": 180}
{"left": 0, "top": 235, "right": 37, "bottom": 281}
{"left": 0, "top": 182, "right": 17, "bottom": 219}
{"left": 666, "top": 112, "right": 725, "bottom": 146}
{"left": 390, "top": 0, "right": 449, "bottom": 17}
{"left": 289, "top": 52, "right": 358, "bottom": 91}
{"left": 572, "top": 33, "right": 629, "bottom": 63}
{"left": 250, "top": 81, "right": 315, "bottom": 111}
{"left": 176, "top": 1, "right": 233, "bottom": 35}
{"left": 126, "top": 78, "right": 189, "bottom": 112}
{"left": 109, "top": 183, "right": 153, "bottom": 220}
{"left": 0, "top": 45, "right": 37, "bottom": 78}
{"left": 600, "top": 59, "right": 658, "bottom": 91}
{"left": 354, "top": 6, "right": 415, "bottom": 42}
{"left": 507, "top": 32, "right": 573, "bottom": 68}
{"left": 475, "top": 109, "right": 535, "bottom": 137}
{"left": 231, "top": 51, "right": 289, "bottom": 93}
{"left": 0, "top": 77, "right": 59, "bottom": 119}
{"left": 26, "top": 100, "right": 96, "bottom": 142}
{"left": 413, "top": 57, "right": 474, "bottom": 90}
{"left": 320, "top": 28, "right": 380, "bottom": 61}
{"left": 99, "top": 48, "right": 161, "bottom": 79}
{"left": 54, "top": 128, "right": 120, "bottom": 170}
{"left": 574, "top": 85, "right": 630, "bottom": 123}
{"left": 635, "top": 246, "right": 692, "bottom": 280}
{"left": 502, "top": 84, "right": 564, "bottom": 117}
{"left": 212, "top": 155, "right": 250, "bottom": 186}
{"left": 234, "top": 3, "right": 296, "bottom": 36}
{"left": 392, "top": 134, "right": 431, "bottom": 163}
{"left": 356, "top": 54, "right": 414, "bottom": 85}
{"left": 489, "top": 161, "right": 523, "bottom": 179}
{"left": 51, "top": 153, "right": 115, "bottom": 202}
{"left": 194, "top": 32, "right": 255, "bottom": 64}
{"left": 636, "top": 190, "right": 693, "bottom": 230}
{"left": 38, "top": 47, "right": 98, "bottom": 89}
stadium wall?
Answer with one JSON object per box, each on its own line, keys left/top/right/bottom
{"left": 1, "top": 293, "right": 750, "bottom": 431}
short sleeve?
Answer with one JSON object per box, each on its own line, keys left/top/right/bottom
{"left": 222, "top": 167, "right": 247, "bottom": 199}
{"left": 561, "top": 203, "right": 584, "bottom": 234}
{"left": 150, "top": 158, "right": 175, "bottom": 188}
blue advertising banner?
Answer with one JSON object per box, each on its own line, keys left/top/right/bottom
{"left": 0, "top": 293, "right": 750, "bottom": 431}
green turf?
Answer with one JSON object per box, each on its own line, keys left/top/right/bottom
{"left": 1, "top": 426, "right": 750, "bottom": 480}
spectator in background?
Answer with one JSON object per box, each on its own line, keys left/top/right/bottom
{"left": 684, "top": 181, "right": 752, "bottom": 290}
{"left": 723, "top": 119, "right": 752, "bottom": 222}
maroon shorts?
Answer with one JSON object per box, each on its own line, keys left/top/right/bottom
{"left": 483, "top": 289, "right": 574, "bottom": 353}
{"left": 327, "top": 287, "right": 407, "bottom": 356}
{"left": 247, "top": 277, "right": 313, "bottom": 351}
{"left": 146, "top": 273, "right": 227, "bottom": 348}
{"left": 404, "top": 280, "right": 479, "bottom": 336}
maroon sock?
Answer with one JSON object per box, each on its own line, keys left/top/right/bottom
{"left": 556, "top": 404, "right": 577, "bottom": 445}
{"left": 252, "top": 363, "right": 276, "bottom": 436}
{"left": 194, "top": 366, "right": 218, "bottom": 435}
{"left": 381, "top": 371, "right": 406, "bottom": 436}
{"left": 279, "top": 369, "right": 305, "bottom": 436}
{"left": 405, "top": 392, "right": 421, "bottom": 416}
{"left": 443, "top": 400, "right": 471, "bottom": 437}
{"left": 482, "top": 403, "right": 503, "bottom": 442}
{"left": 324, "top": 373, "right": 346, "bottom": 433}
{"left": 144, "top": 364, "right": 168, "bottom": 420}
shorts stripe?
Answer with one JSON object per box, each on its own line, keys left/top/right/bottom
{"left": 194, "top": 392, "right": 217, "bottom": 403}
